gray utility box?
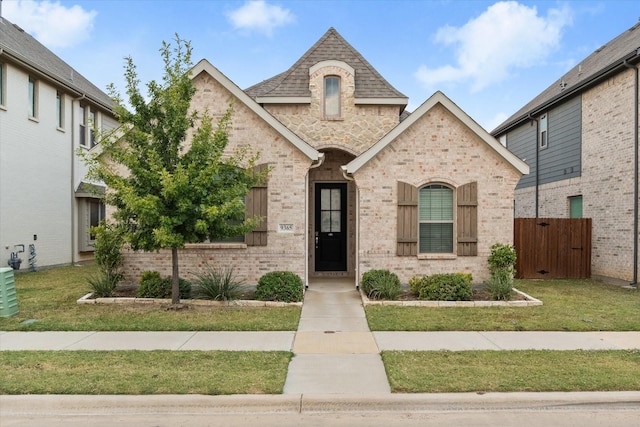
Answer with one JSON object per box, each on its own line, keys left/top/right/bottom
{"left": 0, "top": 267, "right": 19, "bottom": 317}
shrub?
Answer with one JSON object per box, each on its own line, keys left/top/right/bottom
{"left": 417, "top": 273, "right": 472, "bottom": 301}
{"left": 256, "top": 271, "right": 303, "bottom": 303}
{"left": 487, "top": 243, "right": 517, "bottom": 276}
{"left": 91, "top": 222, "right": 125, "bottom": 286}
{"left": 361, "top": 269, "right": 402, "bottom": 300}
{"left": 87, "top": 272, "right": 119, "bottom": 298}
{"left": 192, "top": 265, "right": 244, "bottom": 301}
{"left": 408, "top": 275, "right": 423, "bottom": 295}
{"left": 137, "top": 271, "right": 191, "bottom": 299}
{"left": 486, "top": 243, "right": 517, "bottom": 301}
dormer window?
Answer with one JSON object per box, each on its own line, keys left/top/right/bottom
{"left": 324, "top": 76, "right": 340, "bottom": 119}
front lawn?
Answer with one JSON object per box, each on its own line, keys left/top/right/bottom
{"left": 0, "top": 265, "right": 300, "bottom": 331}
{"left": 366, "top": 279, "right": 640, "bottom": 331}
{"left": 0, "top": 350, "right": 292, "bottom": 394}
{"left": 383, "top": 350, "right": 640, "bottom": 393}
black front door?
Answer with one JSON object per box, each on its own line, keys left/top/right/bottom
{"left": 315, "top": 183, "right": 347, "bottom": 271}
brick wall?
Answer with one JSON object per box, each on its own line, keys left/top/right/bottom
{"left": 354, "top": 103, "right": 522, "bottom": 283}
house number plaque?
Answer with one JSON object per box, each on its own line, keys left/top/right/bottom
{"left": 278, "top": 224, "right": 294, "bottom": 233}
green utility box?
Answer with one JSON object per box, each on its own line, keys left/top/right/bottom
{"left": 0, "top": 267, "right": 19, "bottom": 317}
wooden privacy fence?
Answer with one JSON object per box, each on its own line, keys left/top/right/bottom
{"left": 514, "top": 218, "right": 592, "bottom": 279}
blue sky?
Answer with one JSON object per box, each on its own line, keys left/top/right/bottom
{"left": 3, "top": 0, "right": 639, "bottom": 131}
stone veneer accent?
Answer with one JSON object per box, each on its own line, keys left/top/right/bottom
{"left": 264, "top": 65, "right": 399, "bottom": 154}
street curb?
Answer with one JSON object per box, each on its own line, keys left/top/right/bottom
{"left": 2, "top": 392, "right": 639, "bottom": 415}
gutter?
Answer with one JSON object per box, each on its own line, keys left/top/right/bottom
{"left": 305, "top": 154, "right": 325, "bottom": 289}
{"left": 341, "top": 167, "right": 359, "bottom": 290}
{"left": 623, "top": 59, "right": 639, "bottom": 287}
{"left": 71, "top": 94, "right": 86, "bottom": 265}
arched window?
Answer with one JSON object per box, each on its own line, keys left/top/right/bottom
{"left": 419, "top": 184, "right": 454, "bottom": 253}
{"left": 324, "top": 76, "right": 340, "bottom": 118}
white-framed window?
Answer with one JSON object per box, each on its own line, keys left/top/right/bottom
{"left": 56, "top": 91, "right": 64, "bottom": 129}
{"left": 419, "top": 184, "right": 454, "bottom": 253}
{"left": 0, "top": 62, "right": 5, "bottom": 107}
{"left": 79, "top": 104, "right": 86, "bottom": 146}
{"left": 28, "top": 77, "right": 38, "bottom": 118}
{"left": 539, "top": 113, "right": 548, "bottom": 149}
{"left": 324, "top": 75, "right": 340, "bottom": 119}
{"left": 89, "top": 108, "right": 96, "bottom": 147}
{"left": 78, "top": 198, "right": 106, "bottom": 251}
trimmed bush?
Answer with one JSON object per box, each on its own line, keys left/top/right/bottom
{"left": 416, "top": 273, "right": 472, "bottom": 301}
{"left": 137, "top": 271, "right": 191, "bottom": 299}
{"left": 361, "top": 269, "right": 402, "bottom": 300}
{"left": 192, "top": 265, "right": 244, "bottom": 301}
{"left": 256, "top": 271, "right": 303, "bottom": 303}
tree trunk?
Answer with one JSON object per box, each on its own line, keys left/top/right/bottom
{"left": 171, "top": 247, "right": 180, "bottom": 305}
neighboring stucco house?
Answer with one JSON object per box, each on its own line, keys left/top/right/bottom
{"left": 121, "top": 28, "right": 528, "bottom": 287}
{"left": 492, "top": 23, "right": 640, "bottom": 284}
{"left": 0, "top": 17, "right": 116, "bottom": 270}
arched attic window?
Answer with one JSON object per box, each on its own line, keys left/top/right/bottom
{"left": 324, "top": 76, "right": 340, "bottom": 119}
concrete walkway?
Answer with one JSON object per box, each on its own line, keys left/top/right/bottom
{"left": 2, "top": 279, "right": 640, "bottom": 395}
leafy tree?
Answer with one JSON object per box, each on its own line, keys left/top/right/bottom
{"left": 85, "top": 36, "right": 264, "bottom": 304}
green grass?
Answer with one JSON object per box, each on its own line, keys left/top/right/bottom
{"left": 0, "top": 350, "right": 292, "bottom": 395}
{"left": 0, "top": 265, "right": 300, "bottom": 331}
{"left": 367, "top": 279, "right": 640, "bottom": 331}
{"left": 382, "top": 350, "right": 640, "bottom": 393}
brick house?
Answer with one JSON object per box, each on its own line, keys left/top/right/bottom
{"left": 0, "top": 17, "right": 116, "bottom": 270}
{"left": 122, "top": 28, "right": 528, "bottom": 287}
{"left": 492, "top": 23, "right": 640, "bottom": 284}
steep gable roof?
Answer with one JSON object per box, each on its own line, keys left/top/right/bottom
{"left": 0, "top": 17, "right": 112, "bottom": 110}
{"left": 190, "top": 59, "right": 323, "bottom": 162}
{"left": 492, "top": 22, "right": 640, "bottom": 135}
{"left": 245, "top": 27, "right": 407, "bottom": 104}
{"left": 344, "top": 91, "right": 529, "bottom": 175}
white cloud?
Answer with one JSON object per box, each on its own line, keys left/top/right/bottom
{"left": 227, "top": 0, "right": 295, "bottom": 36}
{"left": 2, "top": 0, "right": 97, "bottom": 49}
{"left": 415, "top": 1, "right": 573, "bottom": 92}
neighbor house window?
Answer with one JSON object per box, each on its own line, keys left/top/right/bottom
{"left": 56, "top": 91, "right": 64, "bottom": 129}
{"left": 89, "top": 108, "right": 96, "bottom": 147}
{"left": 28, "top": 77, "right": 38, "bottom": 118}
{"left": 569, "top": 196, "right": 583, "bottom": 218}
{"left": 324, "top": 76, "right": 340, "bottom": 118}
{"left": 0, "top": 62, "right": 5, "bottom": 107}
{"left": 79, "top": 104, "right": 86, "bottom": 146}
{"left": 419, "top": 184, "right": 454, "bottom": 253}
{"left": 78, "top": 198, "right": 105, "bottom": 251}
{"left": 539, "top": 113, "right": 548, "bottom": 149}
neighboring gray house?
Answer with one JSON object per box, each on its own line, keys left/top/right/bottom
{"left": 492, "top": 22, "right": 640, "bottom": 284}
{"left": 0, "top": 17, "right": 116, "bottom": 270}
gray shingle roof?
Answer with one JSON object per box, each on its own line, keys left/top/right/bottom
{"left": 245, "top": 27, "right": 407, "bottom": 101}
{"left": 492, "top": 22, "right": 640, "bottom": 135}
{"left": 0, "top": 17, "right": 112, "bottom": 109}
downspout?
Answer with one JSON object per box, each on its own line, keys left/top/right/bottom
{"left": 624, "top": 59, "right": 639, "bottom": 287}
{"left": 71, "top": 94, "right": 86, "bottom": 265}
{"left": 341, "top": 167, "right": 358, "bottom": 290}
{"left": 528, "top": 114, "right": 540, "bottom": 218}
{"left": 305, "top": 153, "right": 325, "bottom": 289}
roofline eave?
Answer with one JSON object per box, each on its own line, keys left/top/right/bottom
{"left": 492, "top": 48, "right": 640, "bottom": 136}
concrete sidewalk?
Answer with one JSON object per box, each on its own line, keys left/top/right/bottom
{"left": 2, "top": 330, "right": 639, "bottom": 352}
